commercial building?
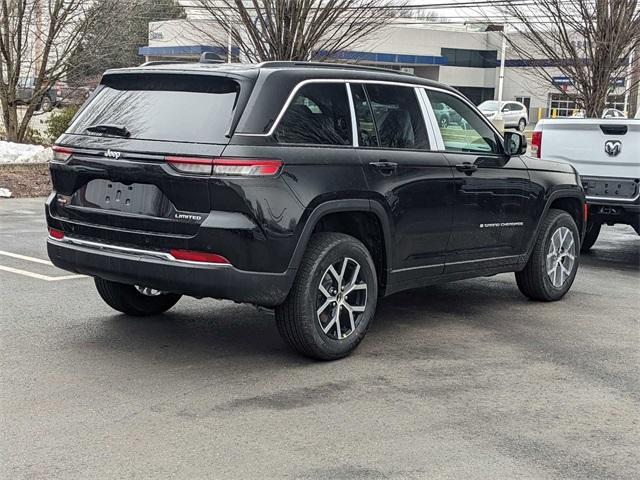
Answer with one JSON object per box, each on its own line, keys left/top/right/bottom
{"left": 140, "top": 20, "right": 639, "bottom": 121}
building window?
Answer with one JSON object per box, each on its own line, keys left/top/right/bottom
{"left": 454, "top": 87, "right": 495, "bottom": 105}
{"left": 442, "top": 48, "right": 497, "bottom": 68}
{"left": 547, "top": 93, "right": 627, "bottom": 117}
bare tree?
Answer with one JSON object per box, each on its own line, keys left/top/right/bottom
{"left": 190, "top": 0, "right": 406, "bottom": 63}
{"left": 0, "top": 0, "right": 134, "bottom": 142}
{"left": 497, "top": 0, "right": 640, "bottom": 117}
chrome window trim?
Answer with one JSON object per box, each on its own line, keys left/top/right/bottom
{"left": 416, "top": 88, "right": 445, "bottom": 151}
{"left": 236, "top": 78, "right": 348, "bottom": 138}
{"left": 345, "top": 82, "right": 359, "bottom": 147}
{"left": 235, "top": 77, "right": 503, "bottom": 146}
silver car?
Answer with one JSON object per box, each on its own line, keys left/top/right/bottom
{"left": 478, "top": 100, "right": 529, "bottom": 131}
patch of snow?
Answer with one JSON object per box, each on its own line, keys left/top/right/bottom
{"left": 0, "top": 187, "right": 12, "bottom": 198}
{"left": 0, "top": 141, "right": 52, "bottom": 164}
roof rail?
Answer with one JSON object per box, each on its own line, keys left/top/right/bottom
{"left": 139, "top": 60, "right": 193, "bottom": 67}
{"left": 257, "top": 61, "right": 415, "bottom": 76}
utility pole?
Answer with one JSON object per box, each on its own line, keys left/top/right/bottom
{"left": 497, "top": 32, "right": 507, "bottom": 104}
{"left": 623, "top": 48, "right": 635, "bottom": 116}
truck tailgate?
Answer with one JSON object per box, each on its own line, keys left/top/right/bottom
{"left": 538, "top": 119, "right": 640, "bottom": 178}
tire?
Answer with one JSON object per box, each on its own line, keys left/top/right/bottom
{"left": 40, "top": 96, "right": 53, "bottom": 112}
{"left": 580, "top": 221, "right": 601, "bottom": 253}
{"left": 440, "top": 116, "right": 449, "bottom": 128}
{"left": 275, "top": 232, "right": 378, "bottom": 360}
{"left": 515, "top": 209, "right": 580, "bottom": 302}
{"left": 94, "top": 277, "right": 181, "bottom": 316}
{"left": 518, "top": 118, "right": 527, "bottom": 131}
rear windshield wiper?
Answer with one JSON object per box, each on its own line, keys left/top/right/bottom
{"left": 85, "top": 124, "right": 130, "bottom": 137}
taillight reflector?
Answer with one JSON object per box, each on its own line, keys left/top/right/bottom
{"left": 169, "top": 249, "right": 230, "bottom": 264}
{"left": 531, "top": 131, "right": 542, "bottom": 158}
{"left": 48, "top": 227, "right": 65, "bottom": 239}
{"left": 165, "top": 156, "right": 281, "bottom": 176}
{"left": 583, "top": 203, "right": 588, "bottom": 222}
{"left": 51, "top": 146, "right": 73, "bottom": 163}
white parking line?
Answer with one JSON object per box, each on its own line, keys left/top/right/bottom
{"left": 0, "top": 264, "right": 85, "bottom": 281}
{"left": 0, "top": 250, "right": 54, "bottom": 266}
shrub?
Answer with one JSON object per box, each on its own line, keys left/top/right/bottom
{"left": 23, "top": 127, "right": 45, "bottom": 145}
{"left": 46, "top": 106, "right": 79, "bottom": 142}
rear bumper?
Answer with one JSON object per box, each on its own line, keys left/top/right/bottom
{"left": 47, "top": 237, "right": 294, "bottom": 307}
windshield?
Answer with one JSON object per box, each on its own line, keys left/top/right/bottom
{"left": 478, "top": 101, "right": 500, "bottom": 111}
{"left": 68, "top": 73, "right": 239, "bottom": 144}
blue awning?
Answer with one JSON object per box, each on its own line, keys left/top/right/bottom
{"left": 322, "top": 50, "right": 447, "bottom": 66}
{"left": 139, "top": 45, "right": 447, "bottom": 66}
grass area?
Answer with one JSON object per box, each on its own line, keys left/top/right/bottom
{"left": 0, "top": 163, "right": 51, "bottom": 198}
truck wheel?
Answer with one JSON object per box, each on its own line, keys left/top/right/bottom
{"left": 40, "top": 96, "right": 53, "bottom": 112}
{"left": 580, "top": 221, "right": 601, "bottom": 253}
{"left": 275, "top": 232, "right": 378, "bottom": 360}
{"left": 516, "top": 209, "right": 580, "bottom": 301}
{"left": 94, "top": 278, "right": 181, "bottom": 316}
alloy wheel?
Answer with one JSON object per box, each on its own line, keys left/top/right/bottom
{"left": 546, "top": 226, "right": 576, "bottom": 288}
{"left": 316, "top": 257, "right": 368, "bottom": 340}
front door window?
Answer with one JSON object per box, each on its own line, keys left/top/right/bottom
{"left": 426, "top": 90, "right": 500, "bottom": 154}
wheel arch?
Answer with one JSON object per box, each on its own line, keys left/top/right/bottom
{"left": 288, "top": 199, "right": 393, "bottom": 295}
{"left": 525, "top": 189, "right": 586, "bottom": 259}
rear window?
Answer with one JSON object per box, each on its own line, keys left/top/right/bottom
{"left": 68, "top": 74, "right": 239, "bottom": 144}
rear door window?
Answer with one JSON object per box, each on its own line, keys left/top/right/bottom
{"left": 364, "top": 84, "right": 429, "bottom": 150}
{"left": 68, "top": 74, "right": 240, "bottom": 144}
{"left": 274, "top": 83, "right": 352, "bottom": 145}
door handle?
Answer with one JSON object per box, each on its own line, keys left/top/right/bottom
{"left": 369, "top": 161, "right": 398, "bottom": 175}
{"left": 455, "top": 162, "right": 478, "bottom": 175}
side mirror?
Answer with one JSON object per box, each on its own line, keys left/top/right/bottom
{"left": 501, "top": 106, "right": 509, "bottom": 112}
{"left": 504, "top": 131, "right": 527, "bottom": 156}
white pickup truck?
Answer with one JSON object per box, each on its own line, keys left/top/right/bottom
{"left": 531, "top": 118, "right": 640, "bottom": 251}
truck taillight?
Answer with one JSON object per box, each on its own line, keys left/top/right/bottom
{"left": 51, "top": 146, "right": 73, "bottom": 163}
{"left": 166, "top": 156, "right": 282, "bottom": 177}
{"left": 531, "top": 131, "right": 542, "bottom": 158}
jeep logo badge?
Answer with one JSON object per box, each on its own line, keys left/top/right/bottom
{"left": 604, "top": 140, "right": 621, "bottom": 157}
{"left": 104, "top": 149, "right": 121, "bottom": 160}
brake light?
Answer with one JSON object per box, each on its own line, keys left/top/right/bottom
{"left": 531, "top": 131, "right": 542, "bottom": 158}
{"left": 51, "top": 146, "right": 73, "bottom": 163}
{"left": 166, "top": 156, "right": 214, "bottom": 174}
{"left": 212, "top": 158, "right": 281, "bottom": 176}
{"left": 48, "top": 227, "right": 64, "bottom": 240}
{"left": 169, "top": 249, "right": 230, "bottom": 264}
{"left": 165, "top": 156, "right": 281, "bottom": 176}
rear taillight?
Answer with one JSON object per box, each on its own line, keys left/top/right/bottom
{"left": 51, "top": 146, "right": 73, "bottom": 163}
{"left": 166, "top": 156, "right": 282, "bottom": 177}
{"left": 169, "top": 249, "right": 230, "bottom": 265}
{"left": 48, "top": 227, "right": 64, "bottom": 240}
{"left": 531, "top": 131, "right": 542, "bottom": 158}
{"left": 165, "top": 156, "right": 214, "bottom": 174}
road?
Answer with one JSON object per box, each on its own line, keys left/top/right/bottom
{"left": 1, "top": 197, "right": 638, "bottom": 479}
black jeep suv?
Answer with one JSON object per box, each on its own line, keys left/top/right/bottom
{"left": 46, "top": 61, "right": 586, "bottom": 360}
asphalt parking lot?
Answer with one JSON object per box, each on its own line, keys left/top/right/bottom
{"left": 1, "top": 197, "right": 639, "bottom": 479}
